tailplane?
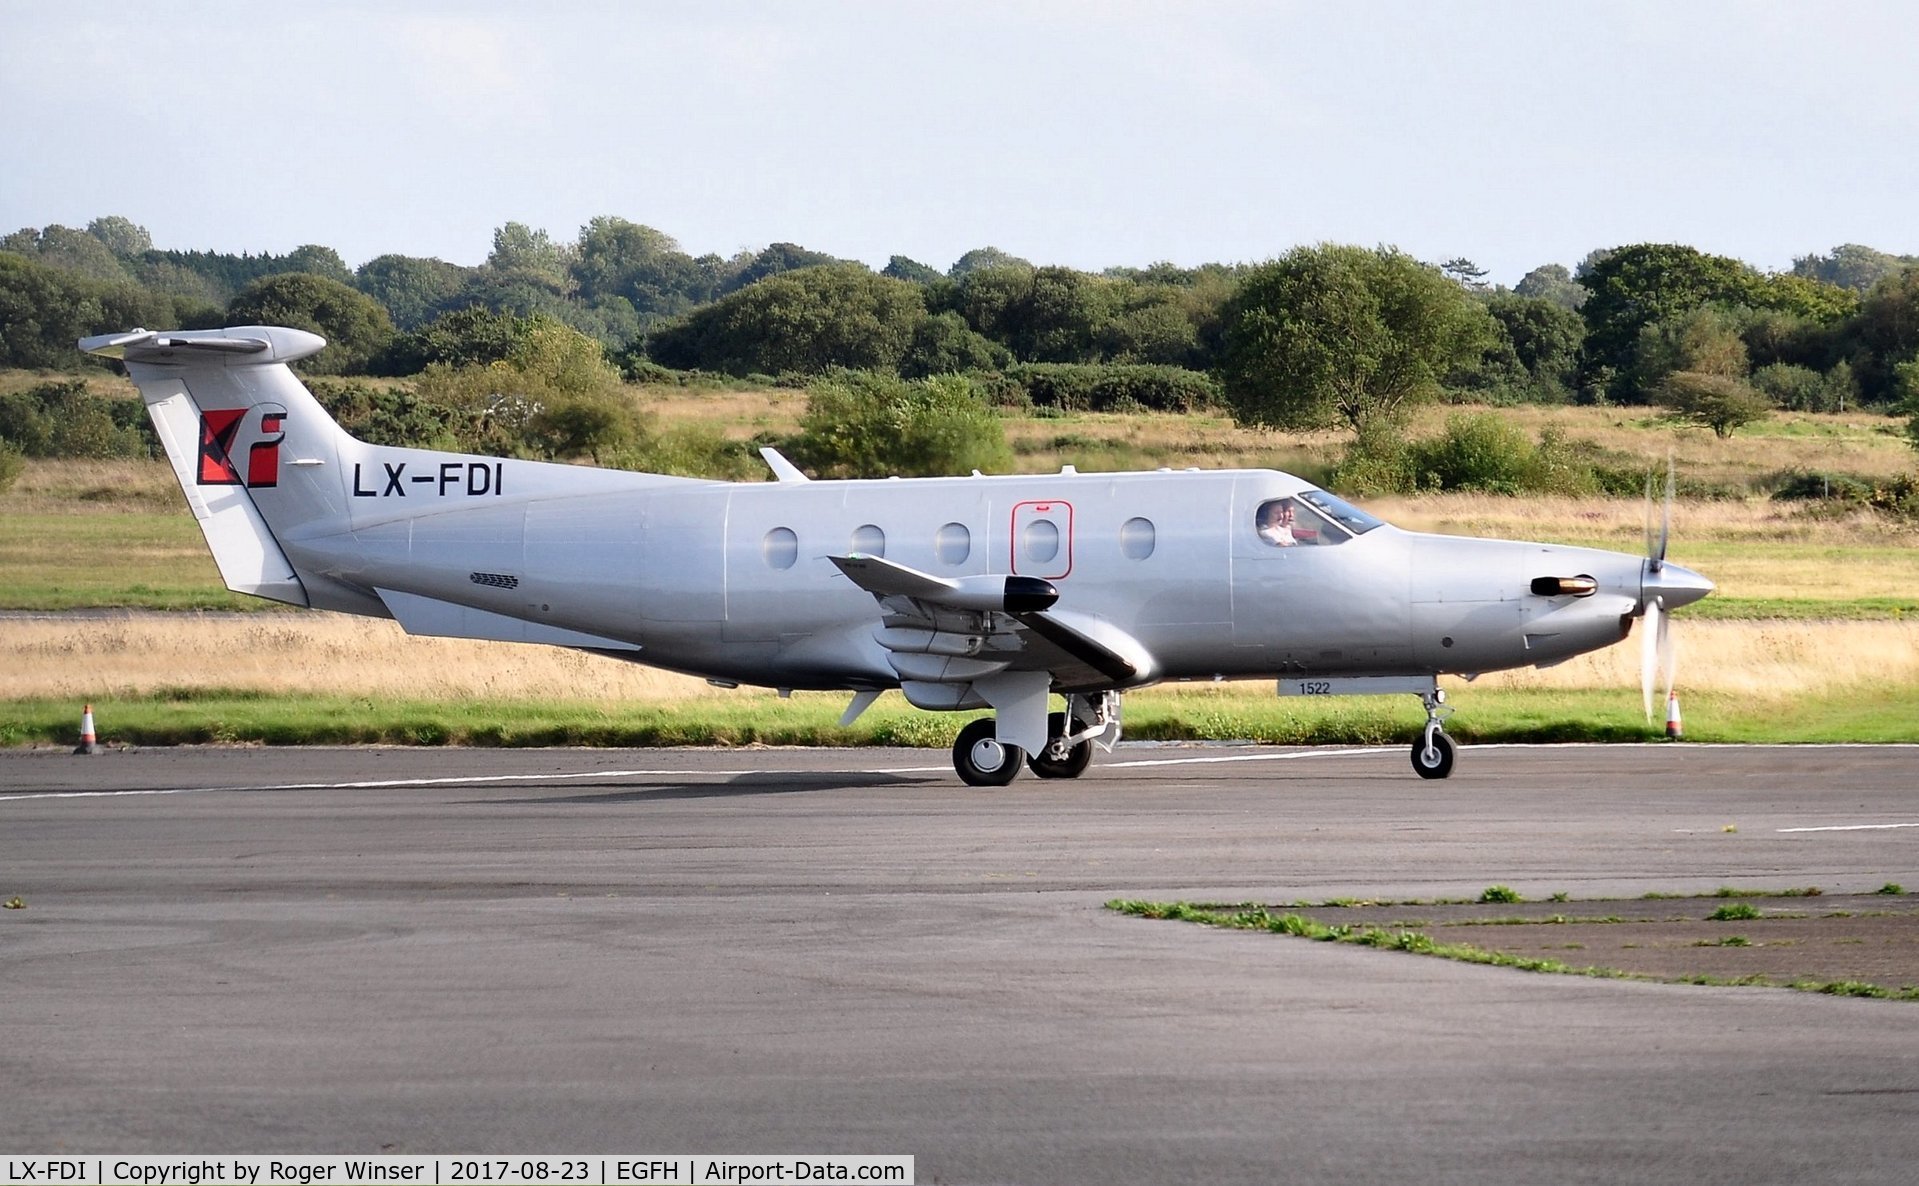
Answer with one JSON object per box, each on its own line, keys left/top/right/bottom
{"left": 80, "top": 326, "right": 350, "bottom": 607}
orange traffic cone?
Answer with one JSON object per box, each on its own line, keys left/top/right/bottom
{"left": 1664, "top": 692, "right": 1683, "bottom": 740}
{"left": 73, "top": 703, "right": 100, "bottom": 755}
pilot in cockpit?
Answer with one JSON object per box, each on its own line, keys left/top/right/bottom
{"left": 1257, "top": 498, "right": 1298, "bottom": 547}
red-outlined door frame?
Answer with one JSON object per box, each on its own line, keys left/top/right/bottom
{"left": 1010, "top": 499, "right": 1073, "bottom": 580}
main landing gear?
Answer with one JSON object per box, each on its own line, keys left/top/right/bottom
{"left": 1412, "top": 688, "right": 1456, "bottom": 779}
{"left": 952, "top": 692, "right": 1118, "bottom": 786}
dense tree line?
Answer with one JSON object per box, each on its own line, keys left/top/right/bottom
{"left": 6, "top": 216, "right": 1919, "bottom": 483}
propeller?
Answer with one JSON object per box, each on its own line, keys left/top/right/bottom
{"left": 1641, "top": 454, "right": 1679, "bottom": 722}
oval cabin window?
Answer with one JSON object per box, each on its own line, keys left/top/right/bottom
{"left": 1120, "top": 516, "right": 1156, "bottom": 560}
{"left": 935, "top": 522, "right": 971, "bottom": 566}
{"left": 1022, "top": 518, "right": 1060, "bottom": 565}
{"left": 762, "top": 526, "right": 798, "bottom": 570}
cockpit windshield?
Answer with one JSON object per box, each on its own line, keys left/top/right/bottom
{"left": 1296, "top": 488, "right": 1385, "bottom": 535}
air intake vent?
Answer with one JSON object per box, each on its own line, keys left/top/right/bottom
{"left": 470, "top": 572, "right": 519, "bottom": 590}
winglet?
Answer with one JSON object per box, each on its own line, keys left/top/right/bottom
{"left": 760, "top": 447, "right": 810, "bottom": 483}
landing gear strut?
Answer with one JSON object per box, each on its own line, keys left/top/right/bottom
{"left": 952, "top": 692, "right": 1122, "bottom": 785}
{"left": 1028, "top": 692, "right": 1120, "bottom": 780}
{"left": 1411, "top": 688, "right": 1456, "bottom": 779}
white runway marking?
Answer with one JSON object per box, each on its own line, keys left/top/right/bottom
{"left": 0, "top": 746, "right": 1401, "bottom": 803}
{"left": 1776, "top": 822, "right": 1919, "bottom": 833}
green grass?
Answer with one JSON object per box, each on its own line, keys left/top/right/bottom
{"left": 1108, "top": 900, "right": 1919, "bottom": 1001}
{"left": 7, "top": 680, "right": 1919, "bottom": 748}
{"left": 0, "top": 513, "right": 264, "bottom": 611}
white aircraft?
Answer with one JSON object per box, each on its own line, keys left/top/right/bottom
{"left": 81, "top": 326, "right": 1712, "bottom": 783}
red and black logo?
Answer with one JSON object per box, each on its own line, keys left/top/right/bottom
{"left": 197, "top": 405, "right": 286, "bottom": 488}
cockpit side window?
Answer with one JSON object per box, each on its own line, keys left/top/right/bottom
{"left": 1255, "top": 497, "right": 1351, "bottom": 547}
{"left": 1296, "top": 489, "right": 1384, "bottom": 535}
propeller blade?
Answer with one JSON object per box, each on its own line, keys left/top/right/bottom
{"left": 1656, "top": 452, "right": 1674, "bottom": 571}
{"left": 1658, "top": 601, "right": 1676, "bottom": 709}
{"left": 1644, "top": 470, "right": 1657, "bottom": 565}
{"left": 1641, "top": 596, "right": 1663, "bottom": 721}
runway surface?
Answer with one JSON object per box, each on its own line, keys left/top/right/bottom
{"left": 3, "top": 743, "right": 1917, "bottom": 1184}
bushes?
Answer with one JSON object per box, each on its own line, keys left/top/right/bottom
{"left": 784, "top": 372, "right": 1011, "bottom": 478}
{"left": 0, "top": 380, "right": 156, "bottom": 459}
{"left": 0, "top": 441, "right": 22, "bottom": 493}
{"left": 1333, "top": 413, "right": 1602, "bottom": 496}
{"left": 998, "top": 363, "right": 1220, "bottom": 413}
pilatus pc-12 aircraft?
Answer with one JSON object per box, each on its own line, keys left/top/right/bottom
{"left": 82, "top": 325, "right": 1713, "bottom": 784}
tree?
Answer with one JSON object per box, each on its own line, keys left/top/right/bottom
{"left": 722, "top": 242, "right": 843, "bottom": 294}
{"left": 282, "top": 245, "right": 355, "bottom": 286}
{"left": 1793, "top": 244, "right": 1919, "bottom": 293}
{"left": 0, "top": 252, "right": 175, "bottom": 369}
{"left": 1847, "top": 266, "right": 1919, "bottom": 403}
{"left": 646, "top": 264, "right": 925, "bottom": 376}
{"left": 86, "top": 216, "right": 152, "bottom": 257}
{"left": 486, "top": 222, "right": 573, "bottom": 288}
{"left": 1632, "top": 305, "right": 1751, "bottom": 395}
{"left": 1514, "top": 263, "right": 1586, "bottom": 309}
{"left": 1577, "top": 244, "right": 1766, "bottom": 400}
{"left": 882, "top": 255, "right": 943, "bottom": 284}
{"left": 355, "top": 254, "right": 471, "bottom": 330}
{"left": 948, "top": 246, "right": 1032, "bottom": 278}
{"left": 1440, "top": 257, "right": 1490, "bottom": 291}
{"left": 1658, "top": 371, "right": 1771, "bottom": 438}
{"left": 1, "top": 224, "right": 130, "bottom": 282}
{"left": 1217, "top": 244, "right": 1496, "bottom": 433}
{"left": 573, "top": 217, "right": 711, "bottom": 318}
{"left": 1476, "top": 292, "right": 1585, "bottom": 401}
{"left": 226, "top": 273, "right": 395, "bottom": 375}
{"left": 900, "top": 312, "right": 1010, "bottom": 377}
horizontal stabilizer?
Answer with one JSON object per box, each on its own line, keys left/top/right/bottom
{"left": 79, "top": 326, "right": 325, "bottom": 365}
{"left": 376, "top": 588, "right": 642, "bottom": 652}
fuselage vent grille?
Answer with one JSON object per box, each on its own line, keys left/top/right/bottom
{"left": 470, "top": 572, "right": 520, "bottom": 590}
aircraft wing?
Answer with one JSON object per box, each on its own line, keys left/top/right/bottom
{"left": 828, "top": 554, "right": 1154, "bottom": 693}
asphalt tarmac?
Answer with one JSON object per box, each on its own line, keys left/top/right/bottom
{"left": 3, "top": 743, "right": 1917, "bottom": 1184}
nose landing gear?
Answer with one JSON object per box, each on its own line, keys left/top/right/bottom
{"left": 1412, "top": 688, "right": 1456, "bottom": 779}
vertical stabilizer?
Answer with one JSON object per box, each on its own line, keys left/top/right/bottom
{"left": 79, "top": 327, "right": 350, "bottom": 607}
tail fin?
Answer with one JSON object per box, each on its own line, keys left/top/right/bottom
{"left": 80, "top": 326, "right": 351, "bottom": 607}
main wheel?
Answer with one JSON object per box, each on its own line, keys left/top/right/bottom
{"left": 954, "top": 717, "right": 1023, "bottom": 787}
{"left": 1411, "top": 730, "right": 1455, "bottom": 780}
{"left": 1028, "top": 711, "right": 1093, "bottom": 779}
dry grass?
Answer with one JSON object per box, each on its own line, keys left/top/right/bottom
{"left": 0, "top": 614, "right": 724, "bottom": 702}
{"left": 5, "top": 613, "right": 1910, "bottom": 705}
{"left": 8, "top": 458, "right": 185, "bottom": 513}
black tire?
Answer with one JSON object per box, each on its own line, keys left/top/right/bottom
{"left": 1028, "top": 711, "right": 1093, "bottom": 779}
{"left": 1411, "top": 730, "right": 1456, "bottom": 780}
{"left": 954, "top": 717, "right": 1023, "bottom": 787}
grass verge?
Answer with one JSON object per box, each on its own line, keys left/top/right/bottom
{"left": 1107, "top": 900, "right": 1919, "bottom": 1001}
{"left": 5, "top": 682, "right": 1918, "bottom": 748}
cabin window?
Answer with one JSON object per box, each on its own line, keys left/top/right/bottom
{"left": 1120, "top": 516, "right": 1156, "bottom": 560}
{"left": 1255, "top": 497, "right": 1352, "bottom": 548}
{"left": 762, "top": 526, "right": 798, "bottom": 569}
{"left": 936, "top": 522, "right": 971, "bottom": 566}
{"left": 851, "top": 523, "right": 887, "bottom": 557}
{"left": 1022, "top": 518, "right": 1060, "bottom": 564}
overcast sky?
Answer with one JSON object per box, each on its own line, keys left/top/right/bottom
{"left": 3, "top": 0, "right": 1915, "bottom": 285}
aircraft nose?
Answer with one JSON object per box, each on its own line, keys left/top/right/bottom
{"left": 1644, "top": 561, "right": 1714, "bottom": 610}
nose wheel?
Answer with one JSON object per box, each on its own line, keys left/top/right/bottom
{"left": 1411, "top": 689, "right": 1456, "bottom": 779}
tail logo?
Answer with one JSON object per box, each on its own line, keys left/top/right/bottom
{"left": 197, "top": 405, "right": 287, "bottom": 488}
